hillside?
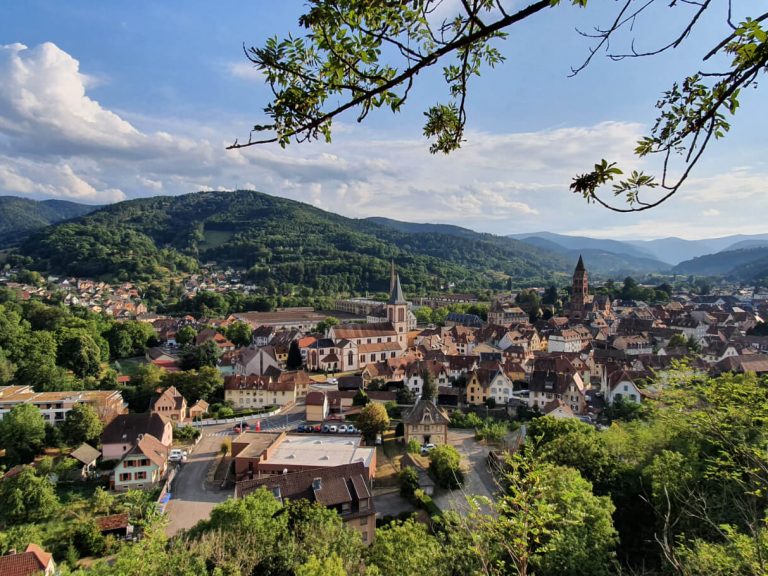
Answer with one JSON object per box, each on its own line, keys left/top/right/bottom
{"left": 507, "top": 233, "right": 670, "bottom": 274}
{"left": 672, "top": 247, "right": 768, "bottom": 277}
{"left": 18, "top": 190, "right": 572, "bottom": 292}
{"left": 0, "top": 196, "right": 98, "bottom": 247}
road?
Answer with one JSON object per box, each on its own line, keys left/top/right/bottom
{"left": 432, "top": 429, "right": 498, "bottom": 515}
{"left": 164, "top": 404, "right": 307, "bottom": 536}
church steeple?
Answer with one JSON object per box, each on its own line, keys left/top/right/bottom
{"left": 575, "top": 254, "right": 585, "bottom": 271}
{"left": 389, "top": 273, "right": 406, "bottom": 305}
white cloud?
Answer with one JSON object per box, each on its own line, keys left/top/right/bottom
{"left": 226, "top": 61, "right": 265, "bottom": 81}
{"left": 0, "top": 41, "right": 762, "bottom": 240}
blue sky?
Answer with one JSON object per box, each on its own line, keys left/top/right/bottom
{"left": 1, "top": 0, "right": 766, "bottom": 239}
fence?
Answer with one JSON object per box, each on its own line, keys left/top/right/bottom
{"left": 188, "top": 405, "right": 286, "bottom": 427}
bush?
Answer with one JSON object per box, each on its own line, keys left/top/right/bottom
{"left": 406, "top": 439, "right": 421, "bottom": 454}
{"left": 174, "top": 424, "right": 201, "bottom": 442}
{"left": 429, "top": 445, "right": 464, "bottom": 489}
{"left": 399, "top": 466, "right": 420, "bottom": 499}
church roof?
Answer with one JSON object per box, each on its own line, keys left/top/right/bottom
{"left": 389, "top": 274, "right": 407, "bottom": 305}
{"left": 575, "top": 255, "right": 585, "bottom": 271}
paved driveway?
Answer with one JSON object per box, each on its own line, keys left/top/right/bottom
{"left": 432, "top": 429, "right": 498, "bottom": 515}
{"left": 164, "top": 429, "right": 232, "bottom": 536}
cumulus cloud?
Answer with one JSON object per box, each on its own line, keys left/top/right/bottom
{"left": 2, "top": 41, "right": 760, "bottom": 238}
{"left": 226, "top": 61, "right": 265, "bottom": 81}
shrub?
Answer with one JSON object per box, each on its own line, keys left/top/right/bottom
{"left": 406, "top": 438, "right": 421, "bottom": 454}
{"left": 429, "top": 445, "right": 464, "bottom": 489}
{"left": 399, "top": 466, "right": 420, "bottom": 499}
{"left": 174, "top": 424, "right": 201, "bottom": 442}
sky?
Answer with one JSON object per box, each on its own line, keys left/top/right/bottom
{"left": 0, "top": 0, "right": 766, "bottom": 240}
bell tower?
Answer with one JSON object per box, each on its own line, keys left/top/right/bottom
{"left": 570, "top": 255, "right": 588, "bottom": 320}
{"left": 387, "top": 270, "right": 408, "bottom": 346}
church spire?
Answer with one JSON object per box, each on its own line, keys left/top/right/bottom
{"left": 575, "top": 254, "right": 585, "bottom": 271}
{"left": 389, "top": 273, "right": 406, "bottom": 305}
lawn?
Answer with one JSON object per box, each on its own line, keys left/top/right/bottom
{"left": 111, "top": 356, "right": 146, "bottom": 377}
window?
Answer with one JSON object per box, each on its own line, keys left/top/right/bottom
{"left": 119, "top": 473, "right": 131, "bottom": 482}
{"left": 135, "top": 471, "right": 147, "bottom": 480}
{"left": 362, "top": 531, "right": 368, "bottom": 542}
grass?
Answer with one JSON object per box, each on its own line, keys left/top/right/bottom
{"left": 199, "top": 229, "right": 235, "bottom": 249}
{"left": 111, "top": 356, "right": 146, "bottom": 377}
{"left": 56, "top": 479, "right": 107, "bottom": 505}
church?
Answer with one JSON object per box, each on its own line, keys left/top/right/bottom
{"left": 568, "top": 256, "right": 611, "bottom": 321}
{"left": 308, "top": 269, "right": 409, "bottom": 372}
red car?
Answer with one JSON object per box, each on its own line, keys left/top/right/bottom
{"left": 233, "top": 423, "right": 250, "bottom": 433}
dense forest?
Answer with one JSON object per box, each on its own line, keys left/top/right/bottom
{"left": 16, "top": 190, "right": 571, "bottom": 293}
{"left": 0, "top": 196, "right": 97, "bottom": 247}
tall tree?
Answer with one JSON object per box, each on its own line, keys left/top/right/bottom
{"left": 57, "top": 331, "right": 102, "bottom": 378}
{"left": 226, "top": 321, "right": 253, "bottom": 347}
{"left": 0, "top": 467, "right": 59, "bottom": 525}
{"left": 421, "top": 369, "right": 437, "bottom": 402}
{"left": 175, "top": 325, "right": 197, "bottom": 347}
{"left": 0, "top": 403, "right": 45, "bottom": 464}
{"left": 62, "top": 403, "right": 103, "bottom": 447}
{"left": 286, "top": 339, "right": 304, "bottom": 370}
{"left": 357, "top": 402, "right": 390, "bottom": 444}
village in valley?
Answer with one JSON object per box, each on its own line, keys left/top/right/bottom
{"left": 2, "top": 251, "right": 767, "bottom": 572}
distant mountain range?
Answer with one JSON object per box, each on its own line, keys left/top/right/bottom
{"left": 509, "top": 230, "right": 768, "bottom": 266}
{"left": 4, "top": 193, "right": 767, "bottom": 287}
{"left": 0, "top": 196, "right": 99, "bottom": 247}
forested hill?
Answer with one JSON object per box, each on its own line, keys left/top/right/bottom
{"left": 0, "top": 196, "right": 98, "bottom": 247}
{"left": 17, "top": 190, "right": 571, "bottom": 292}
{"left": 673, "top": 247, "right": 768, "bottom": 280}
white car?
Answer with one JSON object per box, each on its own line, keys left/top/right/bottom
{"left": 329, "top": 425, "right": 338, "bottom": 433}
{"left": 420, "top": 443, "right": 436, "bottom": 455}
{"left": 169, "top": 449, "right": 184, "bottom": 462}
{"left": 338, "top": 424, "right": 348, "bottom": 433}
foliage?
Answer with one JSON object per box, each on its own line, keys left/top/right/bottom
{"left": 286, "top": 339, "right": 303, "bottom": 370}
{"left": 175, "top": 325, "right": 197, "bottom": 347}
{"left": 396, "top": 386, "right": 415, "bottom": 405}
{"left": 161, "top": 366, "right": 223, "bottom": 403}
{"left": 357, "top": 402, "right": 390, "bottom": 443}
{"left": 62, "top": 403, "right": 103, "bottom": 447}
{"left": 17, "top": 191, "right": 567, "bottom": 293}
{"left": 429, "top": 445, "right": 464, "bottom": 489}
{"left": 366, "top": 519, "right": 446, "bottom": 576}
{"left": 399, "top": 466, "right": 420, "bottom": 499}
{"left": 421, "top": 369, "right": 437, "bottom": 401}
{"left": 180, "top": 341, "right": 221, "bottom": 371}
{"left": 225, "top": 320, "right": 253, "bottom": 347}
{"left": 0, "top": 467, "right": 60, "bottom": 525}
{"left": 406, "top": 439, "right": 421, "bottom": 454}
{"left": 105, "top": 321, "right": 155, "bottom": 359}
{"left": 352, "top": 388, "right": 369, "bottom": 406}
{"left": 0, "top": 196, "right": 96, "bottom": 248}
{"left": 0, "top": 403, "right": 46, "bottom": 465}
{"left": 173, "top": 425, "right": 201, "bottom": 443}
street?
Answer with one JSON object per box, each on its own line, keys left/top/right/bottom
{"left": 164, "top": 404, "right": 307, "bottom": 536}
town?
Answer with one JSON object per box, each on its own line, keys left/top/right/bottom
{"left": 2, "top": 255, "right": 767, "bottom": 573}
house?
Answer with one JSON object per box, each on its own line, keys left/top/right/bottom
{"left": 606, "top": 370, "right": 649, "bottom": 404}
{"left": 112, "top": 433, "right": 169, "bottom": 492}
{"left": 224, "top": 374, "right": 297, "bottom": 409}
{"left": 542, "top": 399, "right": 576, "bottom": 419}
{"left": 0, "top": 544, "right": 55, "bottom": 576}
{"left": 195, "top": 328, "right": 236, "bottom": 352}
{"left": 235, "top": 346, "right": 280, "bottom": 376}
{"left": 95, "top": 513, "right": 134, "bottom": 539}
{"left": 528, "top": 369, "right": 587, "bottom": 415}
{"left": 403, "top": 398, "right": 450, "bottom": 446}
{"left": 488, "top": 300, "right": 528, "bottom": 326}
{"left": 235, "top": 461, "right": 376, "bottom": 544}
{"left": 403, "top": 360, "right": 450, "bottom": 398}
{"left": 149, "top": 386, "right": 188, "bottom": 423}
{"left": 101, "top": 412, "right": 173, "bottom": 461}
{"left": 465, "top": 365, "right": 513, "bottom": 406}
{"left": 68, "top": 443, "right": 101, "bottom": 480}
{"left": 189, "top": 399, "right": 210, "bottom": 420}
{"left": 306, "top": 391, "right": 329, "bottom": 422}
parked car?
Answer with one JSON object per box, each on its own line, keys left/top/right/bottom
{"left": 322, "top": 424, "right": 330, "bottom": 433}
{"left": 233, "top": 423, "right": 250, "bottom": 434}
{"left": 313, "top": 425, "right": 322, "bottom": 432}
{"left": 338, "top": 424, "right": 348, "bottom": 433}
{"left": 169, "top": 449, "right": 184, "bottom": 462}
{"left": 346, "top": 425, "right": 357, "bottom": 434}
{"left": 420, "top": 443, "right": 436, "bottom": 455}
{"left": 297, "top": 425, "right": 306, "bottom": 432}
{"left": 329, "top": 425, "right": 338, "bottom": 433}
